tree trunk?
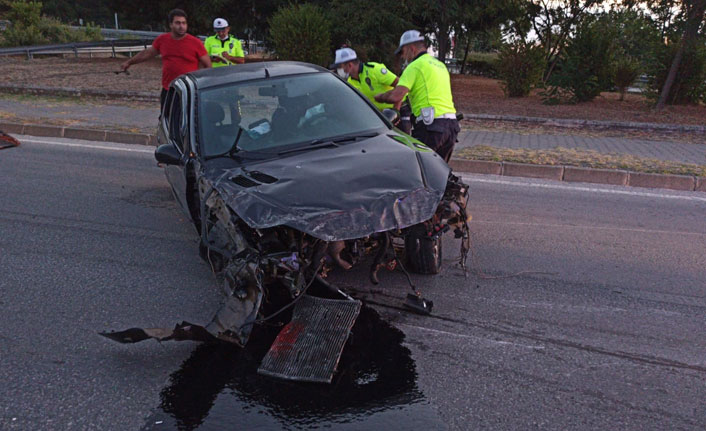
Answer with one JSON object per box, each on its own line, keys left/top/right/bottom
{"left": 437, "top": 30, "right": 450, "bottom": 62}
{"left": 656, "top": 0, "right": 706, "bottom": 110}
{"left": 459, "top": 36, "right": 471, "bottom": 74}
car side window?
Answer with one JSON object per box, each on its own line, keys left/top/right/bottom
{"left": 162, "top": 88, "right": 176, "bottom": 130}
{"left": 168, "top": 90, "right": 185, "bottom": 153}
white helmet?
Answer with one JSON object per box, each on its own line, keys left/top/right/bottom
{"left": 395, "top": 30, "right": 425, "bottom": 55}
{"left": 330, "top": 48, "right": 357, "bottom": 68}
{"left": 213, "top": 18, "right": 229, "bottom": 30}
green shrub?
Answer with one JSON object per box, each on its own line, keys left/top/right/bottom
{"left": 613, "top": 56, "right": 641, "bottom": 101}
{"left": 464, "top": 59, "right": 497, "bottom": 77}
{"left": 79, "top": 23, "right": 102, "bottom": 42}
{"left": 3, "top": 0, "right": 42, "bottom": 27}
{"left": 648, "top": 38, "right": 706, "bottom": 105}
{"left": 0, "top": 1, "right": 102, "bottom": 47}
{"left": 39, "top": 16, "right": 80, "bottom": 42}
{"left": 496, "top": 41, "right": 544, "bottom": 97}
{"left": 268, "top": 3, "right": 331, "bottom": 67}
{"left": 1, "top": 24, "right": 46, "bottom": 46}
{"left": 544, "top": 19, "right": 617, "bottom": 103}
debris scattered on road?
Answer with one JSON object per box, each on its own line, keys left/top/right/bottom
{"left": 0, "top": 131, "right": 20, "bottom": 149}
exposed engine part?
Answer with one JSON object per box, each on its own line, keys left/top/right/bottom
{"left": 102, "top": 173, "right": 471, "bottom": 348}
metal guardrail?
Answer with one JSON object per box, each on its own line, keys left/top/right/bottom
{"left": 72, "top": 26, "right": 165, "bottom": 40}
{"left": 0, "top": 39, "right": 154, "bottom": 59}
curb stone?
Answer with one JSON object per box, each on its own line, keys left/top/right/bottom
{"left": 23, "top": 124, "right": 63, "bottom": 138}
{"left": 696, "top": 177, "right": 706, "bottom": 192}
{"left": 0, "top": 122, "right": 24, "bottom": 134}
{"left": 502, "top": 162, "right": 564, "bottom": 181}
{"left": 106, "top": 131, "right": 151, "bottom": 145}
{"left": 627, "top": 172, "right": 695, "bottom": 191}
{"left": 0, "top": 121, "right": 154, "bottom": 146}
{"left": 3, "top": 121, "right": 705, "bottom": 193}
{"left": 455, "top": 159, "right": 702, "bottom": 192}
{"left": 448, "top": 159, "right": 501, "bottom": 175}
{"left": 563, "top": 167, "right": 628, "bottom": 186}
{"left": 64, "top": 128, "right": 107, "bottom": 141}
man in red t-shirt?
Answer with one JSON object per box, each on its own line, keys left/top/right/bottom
{"left": 121, "top": 9, "right": 211, "bottom": 110}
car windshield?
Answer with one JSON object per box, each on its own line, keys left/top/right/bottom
{"left": 197, "top": 72, "right": 388, "bottom": 158}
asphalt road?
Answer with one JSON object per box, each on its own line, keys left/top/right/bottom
{"left": 1, "top": 136, "right": 705, "bottom": 430}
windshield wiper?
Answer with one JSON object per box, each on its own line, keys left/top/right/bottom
{"left": 276, "top": 132, "right": 379, "bottom": 156}
{"left": 277, "top": 140, "right": 340, "bottom": 155}
{"left": 204, "top": 127, "right": 244, "bottom": 160}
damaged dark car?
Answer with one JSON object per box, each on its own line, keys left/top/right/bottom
{"left": 102, "top": 62, "right": 471, "bottom": 383}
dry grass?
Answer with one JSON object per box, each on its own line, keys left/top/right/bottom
{"left": 0, "top": 57, "right": 162, "bottom": 92}
{"left": 456, "top": 145, "right": 706, "bottom": 176}
{"left": 452, "top": 75, "right": 706, "bottom": 126}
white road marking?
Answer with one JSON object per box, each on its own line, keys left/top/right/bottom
{"left": 20, "top": 138, "right": 154, "bottom": 154}
{"left": 461, "top": 174, "right": 706, "bottom": 203}
{"left": 472, "top": 220, "right": 706, "bottom": 237}
{"left": 398, "top": 323, "right": 545, "bottom": 350}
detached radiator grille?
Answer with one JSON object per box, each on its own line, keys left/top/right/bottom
{"left": 257, "top": 295, "right": 361, "bottom": 383}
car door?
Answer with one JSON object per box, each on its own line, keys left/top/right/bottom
{"left": 161, "top": 82, "right": 192, "bottom": 219}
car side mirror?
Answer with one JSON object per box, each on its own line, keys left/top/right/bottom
{"left": 382, "top": 108, "right": 400, "bottom": 124}
{"left": 155, "top": 144, "right": 182, "bottom": 165}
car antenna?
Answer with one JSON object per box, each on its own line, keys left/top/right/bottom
{"left": 264, "top": 68, "right": 270, "bottom": 79}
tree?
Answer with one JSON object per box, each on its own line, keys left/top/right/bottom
{"left": 41, "top": 0, "right": 112, "bottom": 26}
{"left": 496, "top": 39, "right": 545, "bottom": 97}
{"left": 268, "top": 3, "right": 331, "bottom": 66}
{"left": 647, "top": 0, "right": 682, "bottom": 38}
{"left": 518, "top": 0, "right": 606, "bottom": 83}
{"left": 596, "top": 8, "right": 661, "bottom": 70}
{"left": 454, "top": 0, "right": 522, "bottom": 73}
{"left": 408, "top": 0, "right": 519, "bottom": 62}
{"left": 543, "top": 16, "right": 617, "bottom": 103}
{"left": 656, "top": 0, "right": 706, "bottom": 109}
{"left": 613, "top": 56, "right": 641, "bottom": 101}
{"left": 329, "top": 0, "right": 414, "bottom": 68}
{"left": 105, "top": 0, "right": 291, "bottom": 36}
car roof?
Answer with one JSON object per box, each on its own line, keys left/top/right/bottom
{"left": 185, "top": 61, "right": 330, "bottom": 89}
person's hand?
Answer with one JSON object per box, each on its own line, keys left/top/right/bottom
{"left": 120, "top": 60, "right": 131, "bottom": 72}
{"left": 211, "top": 55, "right": 225, "bottom": 63}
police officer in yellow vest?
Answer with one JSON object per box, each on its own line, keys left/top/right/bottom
{"left": 331, "top": 47, "right": 412, "bottom": 134}
{"left": 375, "top": 30, "right": 460, "bottom": 162}
{"left": 203, "top": 18, "right": 244, "bottom": 67}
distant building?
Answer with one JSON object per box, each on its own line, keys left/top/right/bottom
{"left": 0, "top": 20, "right": 10, "bottom": 31}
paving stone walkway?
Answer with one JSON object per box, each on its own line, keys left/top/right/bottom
{"left": 457, "top": 130, "right": 706, "bottom": 165}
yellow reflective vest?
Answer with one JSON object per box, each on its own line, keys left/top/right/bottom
{"left": 203, "top": 35, "right": 244, "bottom": 67}
{"left": 347, "top": 62, "right": 398, "bottom": 110}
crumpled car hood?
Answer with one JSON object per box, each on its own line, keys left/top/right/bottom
{"left": 206, "top": 134, "right": 451, "bottom": 241}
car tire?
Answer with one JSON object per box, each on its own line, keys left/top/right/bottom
{"left": 404, "top": 224, "right": 443, "bottom": 274}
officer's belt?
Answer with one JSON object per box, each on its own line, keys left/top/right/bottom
{"left": 415, "top": 113, "right": 457, "bottom": 123}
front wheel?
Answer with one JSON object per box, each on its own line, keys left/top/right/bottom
{"left": 404, "top": 224, "right": 443, "bottom": 274}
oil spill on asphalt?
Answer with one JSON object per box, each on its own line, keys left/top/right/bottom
{"left": 142, "top": 305, "right": 444, "bottom": 430}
